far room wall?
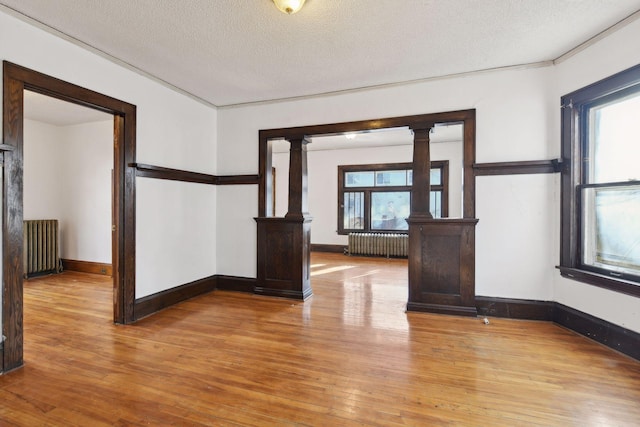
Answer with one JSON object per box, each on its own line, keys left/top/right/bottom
{"left": 24, "top": 119, "right": 113, "bottom": 265}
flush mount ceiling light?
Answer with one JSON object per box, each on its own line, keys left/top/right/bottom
{"left": 273, "top": 0, "right": 306, "bottom": 15}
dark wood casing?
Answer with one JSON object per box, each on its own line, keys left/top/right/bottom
{"left": 255, "top": 217, "right": 312, "bottom": 299}
{"left": 407, "top": 218, "right": 479, "bottom": 316}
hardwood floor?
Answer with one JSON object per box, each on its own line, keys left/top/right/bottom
{"left": 1, "top": 252, "right": 639, "bottom": 426}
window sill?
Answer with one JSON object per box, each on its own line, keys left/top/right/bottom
{"left": 557, "top": 266, "right": 640, "bottom": 298}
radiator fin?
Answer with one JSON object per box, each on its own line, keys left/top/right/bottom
{"left": 23, "top": 219, "right": 62, "bottom": 278}
{"left": 348, "top": 232, "right": 408, "bottom": 258}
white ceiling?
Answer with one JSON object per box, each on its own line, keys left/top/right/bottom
{"left": 24, "top": 90, "right": 112, "bottom": 126}
{"left": 3, "top": 1, "right": 640, "bottom": 108}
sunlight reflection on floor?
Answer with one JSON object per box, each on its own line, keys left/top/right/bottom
{"left": 310, "top": 265, "right": 355, "bottom": 276}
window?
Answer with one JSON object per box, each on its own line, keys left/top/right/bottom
{"left": 560, "top": 64, "right": 640, "bottom": 296}
{"left": 338, "top": 162, "right": 448, "bottom": 234}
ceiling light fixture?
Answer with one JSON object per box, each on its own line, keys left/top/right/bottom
{"left": 273, "top": 0, "right": 306, "bottom": 15}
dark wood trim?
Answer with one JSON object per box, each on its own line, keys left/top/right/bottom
{"left": 3, "top": 62, "right": 25, "bottom": 373}
{"left": 216, "top": 275, "right": 256, "bottom": 293}
{"left": 134, "top": 276, "right": 217, "bottom": 320}
{"left": 554, "top": 303, "right": 640, "bottom": 361}
{"left": 311, "top": 244, "right": 346, "bottom": 253}
{"left": 3, "top": 61, "right": 137, "bottom": 372}
{"left": 259, "top": 110, "right": 473, "bottom": 142}
{"left": 558, "top": 267, "right": 640, "bottom": 298}
{"left": 0, "top": 144, "right": 15, "bottom": 151}
{"left": 474, "top": 297, "right": 640, "bottom": 361}
{"left": 133, "top": 163, "right": 216, "bottom": 184}
{"left": 407, "top": 302, "right": 478, "bottom": 317}
{"left": 132, "top": 163, "right": 259, "bottom": 185}
{"left": 473, "top": 159, "right": 562, "bottom": 176}
{"left": 216, "top": 175, "right": 260, "bottom": 185}
{"left": 560, "top": 64, "right": 640, "bottom": 296}
{"left": 336, "top": 161, "right": 449, "bottom": 234}
{"left": 259, "top": 109, "right": 476, "bottom": 218}
{"left": 61, "top": 259, "right": 112, "bottom": 277}
{"left": 475, "top": 296, "right": 554, "bottom": 320}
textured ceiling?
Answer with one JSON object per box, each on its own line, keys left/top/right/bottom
{"left": 3, "top": 0, "right": 640, "bottom": 107}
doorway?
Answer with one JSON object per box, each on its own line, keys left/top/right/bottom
{"left": 2, "top": 61, "right": 137, "bottom": 373}
{"left": 256, "top": 110, "right": 477, "bottom": 310}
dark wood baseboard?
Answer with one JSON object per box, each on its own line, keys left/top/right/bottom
{"left": 553, "top": 303, "right": 640, "bottom": 361}
{"left": 62, "top": 259, "right": 112, "bottom": 276}
{"left": 407, "top": 302, "right": 478, "bottom": 317}
{"left": 134, "top": 276, "right": 217, "bottom": 320}
{"left": 476, "top": 297, "right": 639, "bottom": 361}
{"left": 216, "top": 275, "right": 256, "bottom": 293}
{"left": 310, "top": 244, "right": 346, "bottom": 253}
{"left": 476, "top": 296, "right": 554, "bottom": 320}
{"left": 254, "top": 287, "right": 312, "bottom": 300}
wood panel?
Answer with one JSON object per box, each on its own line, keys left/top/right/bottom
{"left": 255, "top": 217, "right": 312, "bottom": 300}
{"left": 61, "top": 259, "right": 113, "bottom": 277}
{"left": 1, "top": 258, "right": 639, "bottom": 425}
{"left": 407, "top": 218, "right": 478, "bottom": 316}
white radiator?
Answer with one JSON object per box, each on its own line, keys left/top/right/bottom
{"left": 348, "top": 232, "right": 408, "bottom": 258}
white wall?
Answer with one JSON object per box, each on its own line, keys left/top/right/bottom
{"left": 217, "top": 66, "right": 556, "bottom": 301}
{"left": 23, "top": 120, "right": 65, "bottom": 222}
{"left": 1, "top": 9, "right": 218, "bottom": 300}
{"left": 24, "top": 119, "right": 113, "bottom": 264}
{"left": 217, "top": 17, "right": 639, "bottom": 332}
{"left": 551, "top": 17, "right": 640, "bottom": 333}
{"left": 274, "top": 141, "right": 463, "bottom": 245}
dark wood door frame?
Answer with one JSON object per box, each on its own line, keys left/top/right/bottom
{"left": 2, "top": 61, "right": 137, "bottom": 373}
{"left": 257, "top": 110, "right": 477, "bottom": 307}
{"left": 258, "top": 110, "right": 476, "bottom": 218}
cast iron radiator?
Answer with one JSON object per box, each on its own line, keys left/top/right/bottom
{"left": 348, "top": 232, "right": 408, "bottom": 258}
{"left": 23, "top": 219, "right": 62, "bottom": 278}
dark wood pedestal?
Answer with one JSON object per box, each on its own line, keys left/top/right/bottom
{"left": 255, "top": 216, "right": 312, "bottom": 300}
{"left": 406, "top": 218, "right": 479, "bottom": 316}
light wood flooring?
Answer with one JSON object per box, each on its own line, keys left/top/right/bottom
{"left": 1, "top": 252, "right": 639, "bottom": 426}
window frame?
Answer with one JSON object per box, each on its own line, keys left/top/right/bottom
{"left": 337, "top": 161, "right": 449, "bottom": 235}
{"left": 559, "top": 63, "right": 640, "bottom": 298}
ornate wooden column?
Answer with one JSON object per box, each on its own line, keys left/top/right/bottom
{"left": 255, "top": 137, "right": 312, "bottom": 300}
{"left": 407, "top": 125, "right": 479, "bottom": 316}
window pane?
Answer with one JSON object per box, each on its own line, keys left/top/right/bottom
{"left": 345, "top": 172, "right": 374, "bottom": 187}
{"left": 375, "top": 170, "right": 407, "bottom": 186}
{"left": 430, "top": 191, "right": 442, "bottom": 218}
{"left": 430, "top": 168, "right": 441, "bottom": 186}
{"left": 370, "top": 192, "right": 409, "bottom": 230}
{"left": 588, "top": 92, "right": 640, "bottom": 183}
{"left": 582, "top": 185, "right": 640, "bottom": 275}
{"left": 343, "top": 192, "right": 364, "bottom": 229}
{"left": 406, "top": 169, "right": 441, "bottom": 185}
